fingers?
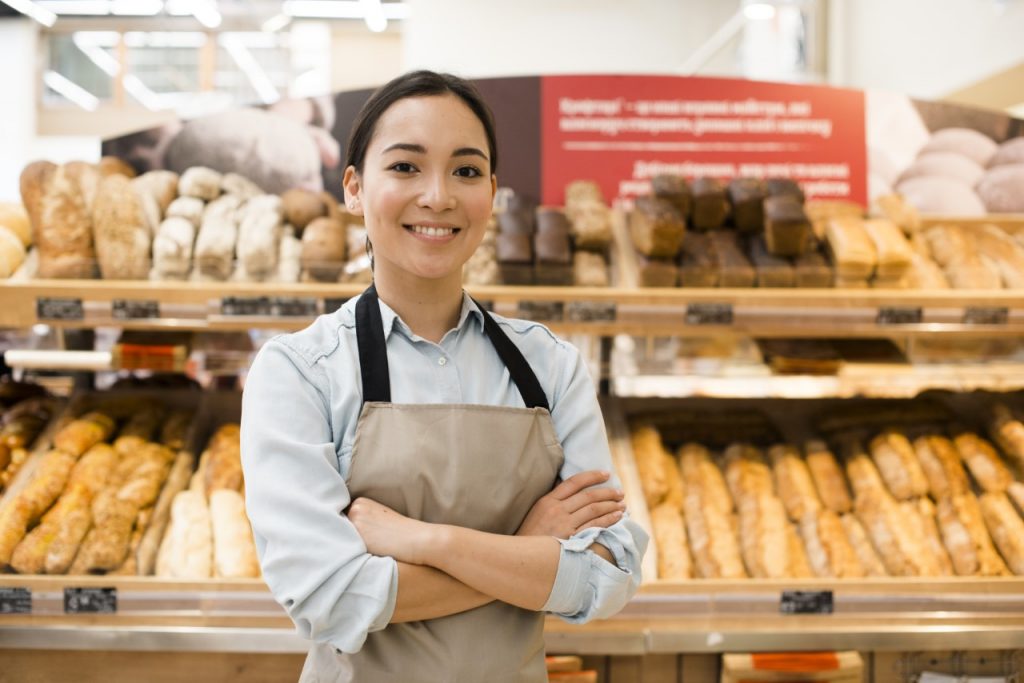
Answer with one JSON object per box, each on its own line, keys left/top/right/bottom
{"left": 576, "top": 510, "right": 625, "bottom": 533}
{"left": 550, "top": 470, "right": 611, "bottom": 501}
{"left": 570, "top": 500, "right": 626, "bottom": 528}
{"left": 563, "top": 485, "right": 623, "bottom": 513}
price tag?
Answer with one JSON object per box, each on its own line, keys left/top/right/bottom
{"left": 270, "top": 297, "right": 318, "bottom": 317}
{"left": 686, "top": 303, "right": 733, "bottom": 325}
{"left": 517, "top": 301, "right": 565, "bottom": 323}
{"left": 64, "top": 587, "right": 117, "bottom": 614}
{"left": 566, "top": 301, "right": 617, "bottom": 323}
{"left": 37, "top": 297, "right": 84, "bottom": 321}
{"left": 112, "top": 299, "right": 161, "bottom": 320}
{"left": 876, "top": 307, "right": 922, "bottom": 325}
{"left": 220, "top": 297, "right": 271, "bottom": 316}
{"left": 0, "top": 587, "right": 31, "bottom": 614}
{"left": 323, "top": 297, "right": 350, "bottom": 313}
{"left": 963, "top": 306, "right": 1009, "bottom": 325}
{"left": 780, "top": 590, "right": 833, "bottom": 615}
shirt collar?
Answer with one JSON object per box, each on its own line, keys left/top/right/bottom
{"left": 374, "top": 290, "right": 485, "bottom": 341}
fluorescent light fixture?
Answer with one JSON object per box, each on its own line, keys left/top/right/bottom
{"left": 69, "top": 29, "right": 119, "bottom": 46}
{"left": 44, "top": 70, "right": 99, "bottom": 110}
{"left": 193, "top": 0, "right": 221, "bottom": 28}
{"left": 220, "top": 33, "right": 279, "bottom": 104}
{"left": 2, "top": 0, "right": 58, "bottom": 26}
{"left": 123, "top": 30, "right": 206, "bottom": 48}
{"left": 37, "top": 0, "right": 106, "bottom": 14}
{"left": 261, "top": 12, "right": 292, "bottom": 32}
{"left": 123, "top": 74, "right": 162, "bottom": 110}
{"left": 283, "top": 0, "right": 409, "bottom": 20}
{"left": 359, "top": 0, "right": 385, "bottom": 32}
{"left": 743, "top": 1, "right": 776, "bottom": 21}
{"left": 37, "top": 0, "right": 162, "bottom": 14}
{"left": 111, "top": 0, "right": 163, "bottom": 15}
{"left": 73, "top": 33, "right": 120, "bottom": 76}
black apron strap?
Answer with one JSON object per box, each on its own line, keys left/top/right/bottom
{"left": 472, "top": 299, "right": 550, "bottom": 412}
{"left": 355, "top": 284, "right": 391, "bottom": 404}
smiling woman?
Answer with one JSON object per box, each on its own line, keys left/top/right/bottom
{"left": 240, "top": 70, "right": 647, "bottom": 683}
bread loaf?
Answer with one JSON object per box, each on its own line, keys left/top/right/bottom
{"left": 650, "top": 175, "right": 691, "bottom": 219}
{"left": 221, "top": 172, "right": 263, "bottom": 200}
{"left": 679, "top": 232, "right": 719, "bottom": 287}
{"left": 953, "top": 432, "right": 1012, "bottom": 493}
{"left": 281, "top": 188, "right": 327, "bottom": 234}
{"left": 708, "top": 231, "right": 755, "bottom": 287}
{"left": 936, "top": 493, "right": 1010, "bottom": 577}
{"left": 276, "top": 226, "right": 302, "bottom": 283}
{"left": 1009, "top": 482, "right": 1024, "bottom": 519}
{"left": 237, "top": 194, "right": 284, "bottom": 278}
{"left": 862, "top": 219, "right": 911, "bottom": 280}
{"left": 156, "top": 490, "right": 213, "bottom": 579}
{"left": 904, "top": 252, "right": 950, "bottom": 289}
{"left": 152, "top": 216, "right": 196, "bottom": 279}
{"left": 726, "top": 178, "right": 765, "bottom": 233}
{"left": 567, "top": 200, "right": 613, "bottom": 251}
{"left": 722, "top": 443, "right": 773, "bottom": 506}
{"left": 98, "top": 156, "right": 136, "bottom": 179}
{"left": 737, "top": 493, "right": 791, "bottom": 578}
{"left": 650, "top": 503, "right": 692, "bottom": 579}
{"left": 132, "top": 170, "right": 179, "bottom": 216}
{"left": 768, "top": 444, "right": 822, "bottom": 521}
{"left": 763, "top": 196, "right": 811, "bottom": 257}
{"left": 204, "top": 424, "right": 243, "bottom": 497}
{"left": 631, "top": 196, "right": 685, "bottom": 258}
{"left": 871, "top": 193, "right": 920, "bottom": 234}
{"left": 825, "top": 218, "right": 876, "bottom": 279}
{"left": 971, "top": 224, "right": 1024, "bottom": 288}
{"left": 786, "top": 520, "right": 815, "bottom": 578}
{"left": 91, "top": 174, "right": 153, "bottom": 279}
{"left": 679, "top": 443, "right": 733, "bottom": 514}
{"left": 300, "top": 217, "right": 346, "bottom": 281}
{"left": 0, "top": 202, "right": 31, "bottom": 247}
{"left": 842, "top": 439, "right": 887, "bottom": 499}
{"left": 990, "top": 403, "right": 1024, "bottom": 470}
{"left": 839, "top": 513, "right": 888, "bottom": 576}
{"left": 801, "top": 508, "right": 865, "bottom": 578}
{"left": 855, "top": 489, "right": 942, "bottom": 576}
{"left": 210, "top": 489, "right": 260, "bottom": 578}
{"left": 630, "top": 424, "right": 669, "bottom": 509}
{"left": 20, "top": 161, "right": 56, "bottom": 242}
{"left": 690, "top": 178, "right": 729, "bottom": 231}
{"left": 194, "top": 194, "right": 241, "bottom": 280}
{"left": 905, "top": 497, "right": 954, "bottom": 576}
{"left": 683, "top": 486, "right": 746, "bottom": 579}
{"left": 0, "top": 449, "right": 77, "bottom": 566}
{"left": 35, "top": 164, "right": 97, "bottom": 278}
{"left": 747, "top": 235, "right": 795, "bottom": 287}
{"left": 804, "top": 440, "right": 852, "bottom": 514}
{"left": 572, "top": 251, "right": 608, "bottom": 287}
{"left": 868, "top": 430, "right": 929, "bottom": 500}
{"left": 913, "top": 435, "right": 970, "bottom": 498}
{"left": 179, "top": 167, "right": 222, "bottom": 201}
{"left": 165, "top": 196, "right": 205, "bottom": 228}
{"left": 979, "top": 492, "right": 1024, "bottom": 575}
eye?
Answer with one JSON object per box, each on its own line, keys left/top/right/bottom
{"left": 388, "top": 162, "right": 417, "bottom": 174}
{"left": 454, "top": 165, "right": 483, "bottom": 178}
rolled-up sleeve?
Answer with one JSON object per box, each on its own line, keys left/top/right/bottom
{"left": 540, "top": 342, "right": 649, "bottom": 622}
{"left": 241, "top": 338, "right": 398, "bottom": 654}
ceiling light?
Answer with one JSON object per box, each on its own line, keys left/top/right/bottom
{"left": 359, "top": 0, "right": 386, "bottom": 32}
{"left": 193, "top": 0, "right": 221, "bottom": 28}
{"left": 221, "top": 33, "right": 279, "bottom": 104}
{"left": 2, "top": 0, "right": 58, "bottom": 25}
{"left": 283, "top": 0, "right": 408, "bottom": 20}
{"left": 743, "top": 2, "right": 776, "bottom": 21}
{"left": 111, "top": 0, "right": 162, "bottom": 15}
{"left": 44, "top": 70, "right": 99, "bottom": 110}
{"left": 261, "top": 12, "right": 291, "bottom": 32}
{"left": 123, "top": 74, "right": 161, "bottom": 110}
{"left": 73, "top": 33, "right": 120, "bottom": 76}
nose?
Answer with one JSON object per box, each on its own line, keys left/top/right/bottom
{"left": 417, "top": 172, "right": 456, "bottom": 212}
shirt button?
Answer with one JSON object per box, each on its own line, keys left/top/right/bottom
{"left": 438, "top": 357, "right": 447, "bottom": 366}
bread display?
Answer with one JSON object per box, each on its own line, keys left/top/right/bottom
{"left": 651, "top": 175, "right": 691, "bottom": 218}
{"left": 953, "top": 432, "right": 1012, "bottom": 493}
{"left": 690, "top": 178, "right": 729, "bottom": 231}
{"left": 630, "top": 196, "right": 685, "bottom": 258}
{"left": 726, "top": 178, "right": 765, "bottom": 233}
{"left": 650, "top": 503, "right": 692, "bottom": 579}
{"left": 979, "top": 492, "right": 1024, "bottom": 575}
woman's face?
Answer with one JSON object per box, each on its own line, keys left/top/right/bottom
{"left": 344, "top": 94, "right": 496, "bottom": 284}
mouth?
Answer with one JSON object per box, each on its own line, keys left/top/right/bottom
{"left": 404, "top": 224, "right": 462, "bottom": 239}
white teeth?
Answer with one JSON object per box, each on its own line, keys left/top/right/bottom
{"left": 409, "top": 225, "right": 456, "bottom": 237}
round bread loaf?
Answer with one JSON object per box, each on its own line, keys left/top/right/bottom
{"left": 300, "top": 217, "right": 346, "bottom": 281}
{"left": 895, "top": 176, "right": 986, "bottom": 215}
{"left": 179, "top": 167, "right": 223, "bottom": 201}
{"left": 282, "top": 188, "right": 327, "bottom": 232}
{"left": 920, "top": 128, "right": 997, "bottom": 166}
{"left": 899, "top": 152, "right": 984, "bottom": 186}
{"left": 19, "top": 160, "right": 56, "bottom": 238}
{"left": 221, "top": 172, "right": 263, "bottom": 200}
{"left": 976, "top": 164, "right": 1024, "bottom": 213}
{"left": 99, "top": 156, "right": 137, "bottom": 179}
{"left": 165, "top": 196, "right": 205, "bottom": 228}
{"left": 0, "top": 202, "right": 31, "bottom": 246}
{"left": 989, "top": 137, "right": 1024, "bottom": 168}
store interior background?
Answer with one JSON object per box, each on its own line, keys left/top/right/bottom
{"left": 2, "top": 0, "right": 1024, "bottom": 203}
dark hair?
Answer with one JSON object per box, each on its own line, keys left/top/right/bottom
{"left": 345, "top": 70, "right": 498, "bottom": 175}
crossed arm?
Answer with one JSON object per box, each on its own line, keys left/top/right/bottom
{"left": 347, "top": 470, "right": 625, "bottom": 622}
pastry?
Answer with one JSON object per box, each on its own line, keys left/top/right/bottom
{"left": 631, "top": 196, "right": 685, "bottom": 258}
{"left": 953, "top": 432, "right": 1012, "bottom": 493}
{"left": 868, "top": 430, "right": 929, "bottom": 500}
{"left": 768, "top": 444, "right": 822, "bottom": 522}
{"left": 690, "top": 178, "right": 729, "bottom": 231}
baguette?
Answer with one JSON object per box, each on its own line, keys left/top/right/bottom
{"left": 905, "top": 498, "right": 954, "bottom": 576}
{"left": 804, "top": 440, "right": 852, "bottom": 514}
{"left": 768, "top": 444, "right": 822, "bottom": 522}
{"left": 54, "top": 411, "right": 116, "bottom": 457}
{"left": 679, "top": 444, "right": 733, "bottom": 515}
{"left": 210, "top": 489, "right": 260, "bottom": 578}
{"left": 137, "top": 452, "right": 194, "bottom": 576}
{"left": 1009, "top": 482, "right": 1024, "bottom": 519}
{"left": 839, "top": 513, "right": 888, "bottom": 576}
{"left": 630, "top": 424, "right": 670, "bottom": 509}
{"left": 842, "top": 440, "right": 887, "bottom": 499}
{"left": 855, "top": 489, "right": 943, "bottom": 577}
{"left": 737, "top": 493, "right": 790, "bottom": 578}
{"left": 800, "top": 509, "right": 865, "bottom": 578}
{"left": 156, "top": 490, "right": 213, "bottom": 579}
{"left": 785, "top": 520, "right": 815, "bottom": 578}
{"left": 868, "top": 430, "right": 929, "bottom": 500}
{"left": 204, "top": 424, "right": 243, "bottom": 496}
{"left": 979, "top": 492, "right": 1024, "bottom": 575}
{"left": 650, "top": 502, "right": 693, "bottom": 579}
{"left": 989, "top": 403, "right": 1024, "bottom": 470}
{"left": 953, "top": 432, "right": 1012, "bottom": 493}
{"left": 936, "top": 493, "right": 1010, "bottom": 576}
{"left": 722, "top": 443, "right": 773, "bottom": 506}
{"left": 913, "top": 435, "right": 970, "bottom": 498}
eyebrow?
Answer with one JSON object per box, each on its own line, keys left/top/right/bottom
{"left": 382, "top": 143, "right": 489, "bottom": 161}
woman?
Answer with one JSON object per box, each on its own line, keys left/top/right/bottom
{"left": 241, "top": 70, "right": 647, "bottom": 683}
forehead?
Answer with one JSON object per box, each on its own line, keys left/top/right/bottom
{"left": 369, "top": 94, "right": 489, "bottom": 154}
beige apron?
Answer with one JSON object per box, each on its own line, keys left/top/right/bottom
{"left": 300, "top": 285, "right": 564, "bottom": 683}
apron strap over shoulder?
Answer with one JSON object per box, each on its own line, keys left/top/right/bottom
{"left": 355, "top": 284, "right": 392, "bottom": 404}
{"left": 472, "top": 299, "right": 550, "bottom": 412}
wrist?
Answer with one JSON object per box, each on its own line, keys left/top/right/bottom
{"left": 416, "top": 522, "right": 453, "bottom": 568}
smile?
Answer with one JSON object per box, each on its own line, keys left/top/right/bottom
{"left": 404, "top": 224, "right": 461, "bottom": 238}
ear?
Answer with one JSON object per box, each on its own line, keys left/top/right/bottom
{"left": 342, "top": 165, "right": 363, "bottom": 216}
{"left": 490, "top": 174, "right": 498, "bottom": 200}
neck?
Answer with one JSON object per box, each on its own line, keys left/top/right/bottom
{"left": 372, "top": 265, "right": 464, "bottom": 344}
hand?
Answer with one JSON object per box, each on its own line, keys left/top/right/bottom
{"left": 347, "top": 497, "right": 435, "bottom": 565}
{"left": 516, "top": 470, "right": 625, "bottom": 539}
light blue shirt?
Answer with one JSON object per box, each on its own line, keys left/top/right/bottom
{"left": 240, "top": 292, "right": 648, "bottom": 654}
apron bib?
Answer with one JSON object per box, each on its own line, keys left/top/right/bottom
{"left": 300, "top": 285, "right": 564, "bottom": 683}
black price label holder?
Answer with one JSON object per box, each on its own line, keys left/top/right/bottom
{"left": 0, "top": 587, "right": 31, "bottom": 614}
{"left": 64, "top": 587, "right": 117, "bottom": 614}
{"left": 780, "top": 590, "right": 833, "bottom": 615}
{"left": 269, "top": 297, "right": 319, "bottom": 317}
{"left": 963, "top": 306, "right": 1009, "bottom": 326}
{"left": 566, "top": 301, "right": 617, "bottom": 323}
{"left": 517, "top": 301, "right": 565, "bottom": 323}
{"left": 220, "top": 297, "right": 271, "bottom": 317}
{"left": 112, "top": 299, "right": 161, "bottom": 320}
{"left": 686, "top": 303, "right": 733, "bottom": 326}
{"left": 37, "top": 297, "right": 84, "bottom": 321}
{"left": 876, "top": 307, "right": 923, "bottom": 325}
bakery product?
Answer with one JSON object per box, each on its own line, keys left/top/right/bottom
{"left": 737, "top": 493, "right": 790, "bottom": 578}
{"left": 565, "top": 180, "right": 603, "bottom": 206}
{"left": 678, "top": 232, "right": 719, "bottom": 287}
{"left": 19, "top": 161, "right": 56, "bottom": 240}
{"left": 157, "top": 490, "right": 213, "bottom": 579}
{"left": 132, "top": 170, "right": 180, "bottom": 216}
{"left": 979, "top": 492, "right": 1024, "bottom": 575}
{"left": 839, "top": 512, "right": 888, "bottom": 576}
{"left": 936, "top": 493, "right": 1010, "bottom": 577}
{"left": 912, "top": 435, "right": 970, "bottom": 498}
{"left": 690, "top": 178, "right": 729, "bottom": 231}
{"left": 804, "top": 440, "right": 852, "bottom": 514}
{"left": 221, "top": 172, "right": 263, "bottom": 200}
{"left": 871, "top": 194, "right": 920, "bottom": 234}
{"left": 768, "top": 444, "right": 822, "bottom": 521}
{"left": 904, "top": 252, "right": 950, "bottom": 289}
{"left": 763, "top": 196, "right": 811, "bottom": 257}
{"left": 98, "top": 156, "right": 136, "bottom": 179}
{"left": 572, "top": 251, "right": 608, "bottom": 287}
{"left": 727, "top": 178, "right": 766, "bottom": 233}
{"left": 636, "top": 255, "right": 678, "bottom": 287}
{"left": 650, "top": 503, "right": 693, "bottom": 579}
{"left": 631, "top": 196, "right": 685, "bottom": 257}
{"left": 842, "top": 438, "right": 887, "bottom": 499}
{"left": 868, "top": 430, "right": 930, "bottom": 500}
{"left": 990, "top": 403, "right": 1024, "bottom": 470}
{"left": 924, "top": 224, "right": 1002, "bottom": 289}
{"left": 194, "top": 194, "right": 241, "bottom": 281}
{"left": 747, "top": 235, "right": 795, "bottom": 287}
{"left": 237, "top": 195, "right": 284, "bottom": 279}
{"left": 683, "top": 484, "right": 747, "bottom": 579}
{"left": 496, "top": 231, "right": 534, "bottom": 285}
{"left": 953, "top": 432, "right": 1012, "bottom": 493}
{"left": 971, "top": 223, "right": 1024, "bottom": 288}
{"left": 35, "top": 164, "right": 97, "bottom": 278}
{"left": 855, "top": 489, "right": 944, "bottom": 576}
{"left": 0, "top": 227, "right": 26, "bottom": 278}
{"left": 91, "top": 174, "right": 153, "bottom": 279}
{"left": 630, "top": 424, "right": 670, "bottom": 509}
{"left": 824, "top": 217, "right": 876, "bottom": 279}
{"left": 178, "top": 166, "right": 222, "bottom": 201}
{"left": 921, "top": 127, "right": 998, "bottom": 166}
{"left": 708, "top": 231, "right": 755, "bottom": 287}
{"left": 152, "top": 217, "right": 196, "bottom": 280}
{"left": 861, "top": 219, "right": 911, "bottom": 280}
{"left": 898, "top": 152, "right": 985, "bottom": 187}
{"left": 0, "top": 202, "right": 31, "bottom": 247}
{"left": 801, "top": 508, "right": 865, "bottom": 578}
{"left": 897, "top": 176, "right": 987, "bottom": 215}
{"left": 722, "top": 443, "right": 773, "bottom": 505}
{"left": 299, "top": 217, "right": 346, "bottom": 282}
{"left": 210, "top": 489, "right": 260, "bottom": 578}
{"left": 793, "top": 243, "right": 834, "bottom": 288}
{"left": 765, "top": 178, "right": 804, "bottom": 202}
{"left": 534, "top": 208, "right": 572, "bottom": 285}
{"left": 567, "top": 200, "right": 613, "bottom": 251}
{"left": 281, "top": 188, "right": 327, "bottom": 234}
{"left": 165, "top": 196, "right": 205, "bottom": 228}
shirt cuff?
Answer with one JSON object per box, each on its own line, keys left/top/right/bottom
{"left": 367, "top": 557, "right": 399, "bottom": 632}
{"left": 540, "top": 535, "right": 592, "bottom": 615}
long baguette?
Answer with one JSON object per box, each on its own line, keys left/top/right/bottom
{"left": 954, "top": 433, "right": 1012, "bottom": 493}
{"left": 769, "top": 444, "right": 822, "bottom": 522}
{"left": 868, "top": 430, "right": 929, "bottom": 500}
{"left": 804, "top": 440, "right": 852, "bottom": 514}
{"left": 979, "top": 492, "right": 1024, "bottom": 575}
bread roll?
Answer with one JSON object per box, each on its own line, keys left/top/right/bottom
{"left": 152, "top": 216, "right": 196, "bottom": 279}
{"left": 801, "top": 509, "right": 865, "bottom": 578}
{"left": 281, "top": 188, "right": 327, "bottom": 233}
{"left": 0, "top": 227, "right": 26, "bottom": 278}
{"left": 936, "top": 493, "right": 1010, "bottom": 577}
{"left": 572, "top": 251, "right": 608, "bottom": 287}
{"left": 221, "top": 172, "right": 263, "bottom": 200}
{"left": 194, "top": 194, "right": 241, "bottom": 280}
{"left": 921, "top": 128, "right": 997, "bottom": 166}
{"left": 650, "top": 502, "right": 692, "bottom": 579}
{"left": 913, "top": 435, "right": 970, "bottom": 498}
{"left": 92, "top": 174, "right": 153, "bottom": 279}
{"left": 132, "top": 170, "right": 179, "bottom": 216}
{"left": 979, "top": 492, "right": 1024, "bottom": 575}
{"left": 977, "top": 164, "right": 1024, "bottom": 213}
{"left": 98, "top": 156, "right": 136, "bottom": 179}
{"left": 630, "top": 424, "right": 669, "bottom": 509}
{"left": 210, "top": 489, "right": 260, "bottom": 578}
{"left": 237, "top": 194, "right": 283, "bottom": 278}
{"left": 0, "top": 202, "right": 31, "bottom": 247}
{"left": 737, "top": 493, "right": 790, "bottom": 578}
{"left": 768, "top": 444, "right": 822, "bottom": 522}
{"left": 20, "top": 161, "right": 56, "bottom": 240}
{"left": 165, "top": 196, "right": 205, "bottom": 227}
{"left": 300, "top": 217, "right": 346, "bottom": 281}
{"left": 839, "top": 513, "right": 888, "bottom": 576}
{"left": 899, "top": 152, "right": 985, "bottom": 186}
{"left": 156, "top": 490, "right": 213, "bottom": 579}
{"left": 868, "top": 430, "right": 929, "bottom": 500}
{"left": 804, "top": 440, "right": 852, "bottom": 514}
{"left": 953, "top": 433, "right": 1012, "bottom": 493}
{"left": 179, "top": 166, "right": 222, "bottom": 201}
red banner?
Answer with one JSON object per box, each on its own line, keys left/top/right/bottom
{"left": 541, "top": 75, "right": 867, "bottom": 206}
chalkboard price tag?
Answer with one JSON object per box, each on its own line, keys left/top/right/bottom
{"left": 686, "top": 303, "right": 733, "bottom": 325}
{"left": 780, "top": 590, "right": 833, "bottom": 615}
{"left": 963, "top": 306, "right": 1009, "bottom": 325}
{"left": 220, "top": 297, "right": 271, "bottom": 316}
{"left": 64, "top": 587, "right": 117, "bottom": 614}
{"left": 517, "top": 301, "right": 565, "bottom": 323}
{"left": 566, "top": 301, "right": 617, "bottom": 323}
{"left": 876, "top": 307, "right": 922, "bottom": 325}
{"left": 112, "top": 299, "right": 161, "bottom": 320}
{"left": 37, "top": 297, "right": 84, "bottom": 321}
{"left": 0, "top": 587, "right": 31, "bottom": 614}
{"left": 270, "top": 297, "right": 318, "bottom": 317}
{"left": 323, "top": 297, "right": 349, "bottom": 313}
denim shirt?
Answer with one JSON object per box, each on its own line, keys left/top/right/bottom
{"left": 240, "top": 292, "right": 648, "bottom": 654}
